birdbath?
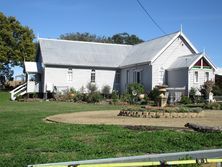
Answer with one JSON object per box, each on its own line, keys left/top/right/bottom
{"left": 157, "top": 85, "right": 168, "bottom": 107}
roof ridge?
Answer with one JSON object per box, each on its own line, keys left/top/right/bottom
{"left": 133, "top": 31, "right": 180, "bottom": 47}
{"left": 38, "top": 38, "right": 133, "bottom": 47}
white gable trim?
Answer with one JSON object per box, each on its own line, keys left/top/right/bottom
{"left": 151, "top": 31, "right": 199, "bottom": 64}
{"left": 180, "top": 32, "right": 198, "bottom": 53}
{"left": 188, "top": 54, "right": 217, "bottom": 70}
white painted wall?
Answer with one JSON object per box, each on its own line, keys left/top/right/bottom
{"left": 188, "top": 68, "right": 215, "bottom": 93}
{"left": 120, "top": 64, "right": 152, "bottom": 93}
{"left": 43, "top": 66, "right": 116, "bottom": 93}
{"left": 152, "top": 36, "right": 195, "bottom": 88}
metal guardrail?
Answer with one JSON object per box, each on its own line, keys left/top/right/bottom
{"left": 28, "top": 149, "right": 222, "bottom": 167}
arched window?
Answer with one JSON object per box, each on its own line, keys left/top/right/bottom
{"left": 67, "top": 68, "right": 73, "bottom": 82}
{"left": 91, "top": 69, "right": 95, "bottom": 83}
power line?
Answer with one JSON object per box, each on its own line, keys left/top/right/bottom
{"left": 136, "top": 0, "right": 166, "bottom": 35}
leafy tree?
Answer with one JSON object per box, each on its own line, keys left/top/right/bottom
{"left": 200, "top": 80, "right": 214, "bottom": 99}
{"left": 112, "top": 32, "right": 144, "bottom": 45}
{"left": 101, "top": 85, "right": 111, "bottom": 98}
{"left": 60, "top": 32, "right": 143, "bottom": 45}
{"left": 0, "top": 12, "right": 35, "bottom": 83}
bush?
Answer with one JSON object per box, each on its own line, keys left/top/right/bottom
{"left": 189, "top": 87, "right": 197, "bottom": 103}
{"left": 73, "top": 92, "right": 87, "bottom": 102}
{"left": 111, "top": 91, "right": 119, "bottom": 103}
{"left": 204, "top": 103, "right": 221, "bottom": 110}
{"left": 127, "top": 83, "right": 145, "bottom": 95}
{"left": 148, "top": 87, "right": 160, "bottom": 105}
{"left": 86, "top": 82, "right": 97, "bottom": 93}
{"left": 180, "top": 95, "right": 192, "bottom": 104}
{"left": 86, "top": 92, "right": 102, "bottom": 103}
{"left": 101, "top": 85, "right": 111, "bottom": 97}
{"left": 120, "top": 93, "right": 131, "bottom": 103}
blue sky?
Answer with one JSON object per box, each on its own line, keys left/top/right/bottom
{"left": 0, "top": 0, "right": 222, "bottom": 76}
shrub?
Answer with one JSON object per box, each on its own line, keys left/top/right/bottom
{"left": 120, "top": 93, "right": 132, "bottom": 103}
{"left": 180, "top": 95, "right": 192, "bottom": 104}
{"left": 111, "top": 91, "right": 119, "bottom": 103}
{"left": 101, "top": 85, "right": 111, "bottom": 97}
{"left": 86, "top": 92, "right": 102, "bottom": 103}
{"left": 148, "top": 87, "right": 160, "bottom": 105}
{"left": 189, "top": 87, "right": 197, "bottom": 103}
{"left": 204, "top": 103, "right": 221, "bottom": 110}
{"left": 86, "top": 82, "right": 97, "bottom": 93}
{"left": 127, "top": 83, "right": 145, "bottom": 95}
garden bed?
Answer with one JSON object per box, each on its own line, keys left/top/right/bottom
{"left": 118, "top": 106, "right": 203, "bottom": 118}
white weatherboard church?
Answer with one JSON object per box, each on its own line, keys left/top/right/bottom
{"left": 10, "top": 30, "right": 217, "bottom": 100}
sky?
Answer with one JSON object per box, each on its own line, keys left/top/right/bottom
{"left": 0, "top": 0, "right": 222, "bottom": 76}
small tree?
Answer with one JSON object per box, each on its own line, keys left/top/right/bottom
{"left": 148, "top": 87, "right": 160, "bottom": 105}
{"left": 200, "top": 80, "right": 214, "bottom": 100}
{"left": 101, "top": 85, "right": 111, "bottom": 98}
{"left": 189, "top": 87, "right": 197, "bottom": 103}
{"left": 86, "top": 82, "right": 97, "bottom": 93}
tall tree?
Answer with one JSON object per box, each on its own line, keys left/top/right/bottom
{"left": 60, "top": 32, "right": 144, "bottom": 45}
{"left": 0, "top": 12, "right": 35, "bottom": 83}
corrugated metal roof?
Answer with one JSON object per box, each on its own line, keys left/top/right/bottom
{"left": 39, "top": 39, "right": 132, "bottom": 68}
{"left": 168, "top": 53, "right": 203, "bottom": 70}
{"left": 120, "top": 32, "right": 180, "bottom": 67}
{"left": 39, "top": 32, "right": 181, "bottom": 68}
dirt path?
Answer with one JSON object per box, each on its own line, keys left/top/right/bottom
{"left": 46, "top": 110, "right": 222, "bottom": 128}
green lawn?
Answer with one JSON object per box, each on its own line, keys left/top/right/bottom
{"left": 0, "top": 91, "right": 222, "bottom": 167}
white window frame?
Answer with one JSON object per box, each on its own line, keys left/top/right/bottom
{"left": 159, "top": 67, "right": 165, "bottom": 85}
{"left": 67, "top": 68, "right": 73, "bottom": 82}
{"left": 204, "top": 72, "right": 209, "bottom": 82}
{"left": 194, "top": 71, "right": 199, "bottom": 83}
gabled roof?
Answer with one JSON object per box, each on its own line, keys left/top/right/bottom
{"left": 38, "top": 31, "right": 199, "bottom": 68}
{"left": 39, "top": 38, "right": 132, "bottom": 68}
{"left": 119, "top": 32, "right": 180, "bottom": 67}
{"left": 168, "top": 53, "right": 217, "bottom": 70}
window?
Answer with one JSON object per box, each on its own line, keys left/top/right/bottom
{"left": 159, "top": 67, "right": 165, "bottom": 85}
{"left": 115, "top": 71, "right": 120, "bottom": 84}
{"left": 133, "top": 70, "right": 143, "bottom": 84}
{"left": 126, "top": 70, "right": 130, "bottom": 84}
{"left": 205, "top": 72, "right": 209, "bottom": 82}
{"left": 194, "top": 71, "right": 198, "bottom": 83}
{"left": 91, "top": 69, "right": 95, "bottom": 83}
{"left": 67, "top": 68, "right": 73, "bottom": 82}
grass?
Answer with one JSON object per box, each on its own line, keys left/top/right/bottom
{"left": 0, "top": 91, "right": 222, "bottom": 167}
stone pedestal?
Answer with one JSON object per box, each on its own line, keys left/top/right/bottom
{"left": 158, "top": 93, "right": 167, "bottom": 107}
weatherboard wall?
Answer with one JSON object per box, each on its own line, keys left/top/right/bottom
{"left": 120, "top": 64, "right": 152, "bottom": 93}
{"left": 188, "top": 68, "right": 215, "bottom": 92}
{"left": 43, "top": 66, "right": 116, "bottom": 92}
{"left": 152, "top": 36, "right": 195, "bottom": 88}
